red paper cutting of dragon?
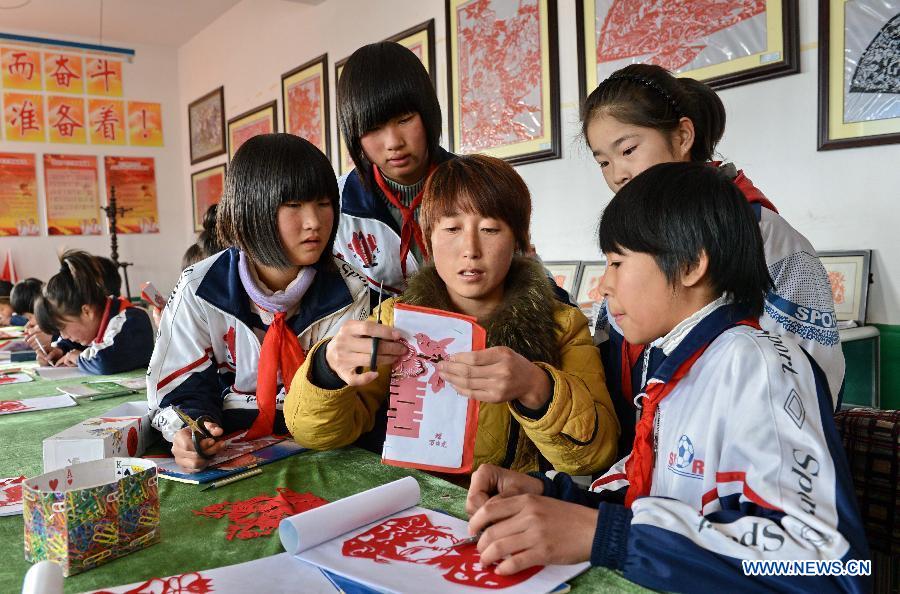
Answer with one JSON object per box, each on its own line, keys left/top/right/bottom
{"left": 387, "top": 333, "right": 454, "bottom": 439}
{"left": 597, "top": 0, "right": 767, "bottom": 71}
{"left": 342, "top": 513, "right": 542, "bottom": 589}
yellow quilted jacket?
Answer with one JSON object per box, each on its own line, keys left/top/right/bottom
{"left": 284, "top": 293, "right": 619, "bottom": 475}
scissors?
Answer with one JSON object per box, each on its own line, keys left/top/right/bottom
{"left": 172, "top": 406, "right": 218, "bottom": 460}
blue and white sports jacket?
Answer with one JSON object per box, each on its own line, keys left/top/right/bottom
{"left": 77, "top": 296, "right": 154, "bottom": 375}
{"left": 546, "top": 302, "right": 869, "bottom": 593}
{"left": 146, "top": 248, "right": 369, "bottom": 441}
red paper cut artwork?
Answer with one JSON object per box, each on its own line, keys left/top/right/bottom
{"left": 91, "top": 572, "right": 212, "bottom": 594}
{"left": 0, "top": 475, "right": 26, "bottom": 506}
{"left": 597, "top": 0, "right": 766, "bottom": 71}
{"left": 0, "top": 400, "right": 32, "bottom": 413}
{"left": 828, "top": 271, "right": 846, "bottom": 305}
{"left": 343, "top": 513, "right": 542, "bottom": 589}
{"left": 286, "top": 76, "right": 323, "bottom": 150}
{"left": 193, "top": 487, "right": 328, "bottom": 540}
{"left": 388, "top": 333, "right": 454, "bottom": 438}
{"left": 456, "top": 0, "right": 543, "bottom": 152}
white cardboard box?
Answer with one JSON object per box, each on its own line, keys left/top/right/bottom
{"left": 42, "top": 401, "right": 152, "bottom": 472}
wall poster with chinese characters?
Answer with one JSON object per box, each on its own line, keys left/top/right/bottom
{"left": 104, "top": 157, "right": 159, "bottom": 234}
{"left": 43, "top": 154, "right": 102, "bottom": 235}
{"left": 3, "top": 92, "right": 45, "bottom": 142}
{"left": 127, "top": 101, "right": 163, "bottom": 147}
{"left": 0, "top": 153, "right": 40, "bottom": 236}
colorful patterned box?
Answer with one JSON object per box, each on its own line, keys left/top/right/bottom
{"left": 23, "top": 457, "right": 160, "bottom": 576}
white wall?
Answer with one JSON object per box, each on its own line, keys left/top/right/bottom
{"left": 176, "top": 0, "right": 900, "bottom": 323}
{"left": 0, "top": 30, "right": 188, "bottom": 299}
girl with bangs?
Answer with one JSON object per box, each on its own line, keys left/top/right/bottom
{"left": 147, "top": 134, "right": 369, "bottom": 472}
{"left": 285, "top": 154, "right": 619, "bottom": 476}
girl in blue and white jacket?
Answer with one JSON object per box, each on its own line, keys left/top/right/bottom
{"left": 466, "top": 163, "right": 869, "bottom": 594}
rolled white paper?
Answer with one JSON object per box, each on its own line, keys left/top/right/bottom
{"left": 21, "top": 560, "right": 63, "bottom": 594}
{"left": 279, "top": 476, "right": 420, "bottom": 555}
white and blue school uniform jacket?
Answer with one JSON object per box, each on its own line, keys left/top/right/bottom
{"left": 544, "top": 302, "right": 868, "bottom": 593}
{"left": 78, "top": 297, "right": 154, "bottom": 375}
{"left": 334, "top": 147, "right": 456, "bottom": 298}
{"left": 146, "top": 248, "right": 369, "bottom": 441}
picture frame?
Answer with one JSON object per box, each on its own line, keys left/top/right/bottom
{"left": 227, "top": 100, "right": 277, "bottom": 161}
{"left": 817, "top": 0, "right": 900, "bottom": 150}
{"left": 445, "top": 0, "right": 561, "bottom": 164}
{"left": 576, "top": 0, "right": 799, "bottom": 98}
{"left": 818, "top": 250, "right": 872, "bottom": 326}
{"left": 282, "top": 54, "right": 331, "bottom": 160}
{"left": 574, "top": 260, "right": 608, "bottom": 309}
{"left": 544, "top": 261, "right": 583, "bottom": 296}
{"left": 188, "top": 86, "right": 226, "bottom": 165}
{"left": 333, "top": 56, "right": 355, "bottom": 175}
{"left": 191, "top": 163, "right": 226, "bottom": 233}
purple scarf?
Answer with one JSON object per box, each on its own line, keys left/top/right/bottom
{"left": 237, "top": 251, "right": 316, "bottom": 314}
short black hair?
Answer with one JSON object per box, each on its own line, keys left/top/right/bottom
{"left": 337, "top": 41, "right": 442, "bottom": 187}
{"left": 10, "top": 278, "right": 43, "bottom": 314}
{"left": 217, "top": 133, "right": 339, "bottom": 269}
{"left": 599, "top": 161, "right": 771, "bottom": 317}
{"left": 198, "top": 203, "right": 224, "bottom": 256}
{"left": 35, "top": 250, "right": 108, "bottom": 333}
{"left": 95, "top": 256, "right": 122, "bottom": 296}
{"left": 0, "top": 280, "right": 11, "bottom": 298}
{"left": 181, "top": 243, "right": 205, "bottom": 271}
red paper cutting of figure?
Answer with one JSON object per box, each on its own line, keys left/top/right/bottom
{"left": 193, "top": 487, "right": 328, "bottom": 540}
{"left": 0, "top": 475, "right": 26, "bottom": 516}
{"left": 342, "top": 513, "right": 541, "bottom": 589}
{"left": 383, "top": 303, "right": 485, "bottom": 474}
{"left": 89, "top": 572, "right": 212, "bottom": 594}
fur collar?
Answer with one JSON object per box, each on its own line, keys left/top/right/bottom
{"left": 400, "top": 256, "right": 562, "bottom": 366}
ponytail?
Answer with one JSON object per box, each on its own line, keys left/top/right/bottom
{"left": 35, "top": 250, "right": 108, "bottom": 333}
{"left": 582, "top": 63, "right": 726, "bottom": 162}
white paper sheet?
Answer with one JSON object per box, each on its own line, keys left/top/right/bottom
{"left": 0, "top": 394, "right": 76, "bottom": 415}
{"left": 36, "top": 366, "right": 90, "bottom": 380}
{"left": 80, "top": 553, "right": 337, "bottom": 594}
{"left": 0, "top": 371, "right": 32, "bottom": 384}
{"left": 282, "top": 477, "right": 587, "bottom": 594}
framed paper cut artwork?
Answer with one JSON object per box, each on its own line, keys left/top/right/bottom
{"left": 446, "top": 0, "right": 561, "bottom": 164}
{"left": 282, "top": 54, "right": 330, "bottom": 159}
{"left": 818, "top": 0, "right": 900, "bottom": 150}
{"left": 191, "top": 164, "right": 226, "bottom": 233}
{"left": 575, "top": 261, "right": 608, "bottom": 309}
{"left": 227, "top": 100, "right": 277, "bottom": 161}
{"left": 544, "top": 261, "right": 583, "bottom": 296}
{"left": 188, "top": 87, "right": 226, "bottom": 164}
{"left": 387, "top": 19, "right": 437, "bottom": 82}
{"left": 577, "top": 0, "right": 800, "bottom": 97}
{"left": 818, "top": 250, "right": 872, "bottom": 326}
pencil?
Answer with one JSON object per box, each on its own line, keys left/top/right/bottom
{"left": 33, "top": 339, "right": 56, "bottom": 367}
{"left": 200, "top": 467, "right": 263, "bottom": 491}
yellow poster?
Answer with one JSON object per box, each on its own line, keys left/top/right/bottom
{"left": 104, "top": 157, "right": 159, "bottom": 234}
{"left": 127, "top": 101, "right": 163, "bottom": 147}
{"left": 47, "top": 96, "right": 86, "bottom": 144}
{"left": 85, "top": 58, "right": 123, "bottom": 97}
{"left": 88, "top": 98, "right": 125, "bottom": 145}
{"left": 3, "top": 92, "right": 45, "bottom": 142}
{"left": 0, "top": 153, "right": 40, "bottom": 236}
{"left": 1, "top": 48, "right": 42, "bottom": 91}
{"left": 43, "top": 52, "right": 84, "bottom": 94}
{"left": 43, "top": 154, "right": 102, "bottom": 236}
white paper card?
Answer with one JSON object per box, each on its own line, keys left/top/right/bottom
{"left": 36, "top": 366, "right": 90, "bottom": 380}
{"left": 0, "top": 475, "right": 26, "bottom": 516}
{"left": 0, "top": 394, "right": 76, "bottom": 415}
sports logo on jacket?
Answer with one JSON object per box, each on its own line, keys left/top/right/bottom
{"left": 667, "top": 434, "right": 704, "bottom": 479}
{"left": 223, "top": 327, "right": 237, "bottom": 367}
{"left": 347, "top": 231, "right": 379, "bottom": 269}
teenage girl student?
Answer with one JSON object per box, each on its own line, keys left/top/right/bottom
{"left": 285, "top": 155, "right": 619, "bottom": 475}
{"left": 334, "top": 41, "right": 448, "bottom": 299}
{"left": 464, "top": 163, "right": 869, "bottom": 593}
{"left": 146, "top": 134, "right": 369, "bottom": 472}
{"left": 11, "top": 278, "right": 51, "bottom": 352}
{"left": 33, "top": 250, "right": 154, "bottom": 373}
{"left": 583, "top": 65, "right": 844, "bottom": 443}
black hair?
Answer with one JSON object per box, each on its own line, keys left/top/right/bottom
{"left": 217, "top": 133, "right": 339, "bottom": 269}
{"left": 35, "top": 250, "right": 109, "bottom": 334}
{"left": 599, "top": 162, "right": 771, "bottom": 317}
{"left": 198, "top": 203, "right": 224, "bottom": 256}
{"left": 181, "top": 243, "right": 205, "bottom": 271}
{"left": 582, "top": 63, "right": 726, "bottom": 163}
{"left": 10, "top": 278, "right": 43, "bottom": 314}
{"left": 0, "top": 280, "right": 11, "bottom": 298}
{"left": 95, "top": 256, "right": 122, "bottom": 296}
{"left": 337, "top": 41, "right": 442, "bottom": 187}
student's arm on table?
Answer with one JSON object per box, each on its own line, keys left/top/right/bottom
{"left": 77, "top": 308, "right": 154, "bottom": 375}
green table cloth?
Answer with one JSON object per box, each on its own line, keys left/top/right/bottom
{"left": 0, "top": 367, "right": 649, "bottom": 593}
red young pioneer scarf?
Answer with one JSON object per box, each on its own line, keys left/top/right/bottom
{"left": 372, "top": 165, "right": 435, "bottom": 279}
{"left": 623, "top": 318, "right": 760, "bottom": 508}
{"left": 243, "top": 311, "right": 306, "bottom": 440}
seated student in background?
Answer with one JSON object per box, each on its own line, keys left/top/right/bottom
{"left": 583, "top": 65, "right": 844, "bottom": 450}
{"left": 11, "top": 278, "right": 52, "bottom": 352}
{"left": 33, "top": 250, "right": 154, "bottom": 374}
{"left": 465, "top": 163, "right": 869, "bottom": 593}
{"left": 0, "top": 297, "right": 17, "bottom": 326}
{"left": 285, "top": 155, "right": 619, "bottom": 475}
{"left": 147, "top": 134, "right": 369, "bottom": 472}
